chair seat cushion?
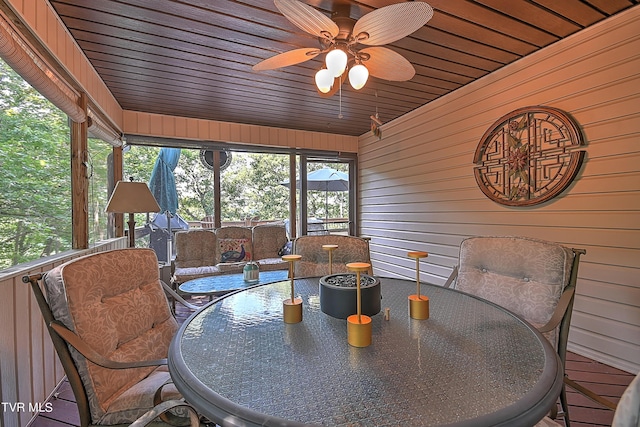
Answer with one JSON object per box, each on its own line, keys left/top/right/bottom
{"left": 217, "top": 261, "right": 245, "bottom": 273}
{"left": 98, "top": 366, "right": 181, "bottom": 425}
{"left": 256, "top": 257, "right": 289, "bottom": 271}
{"left": 173, "top": 265, "right": 222, "bottom": 283}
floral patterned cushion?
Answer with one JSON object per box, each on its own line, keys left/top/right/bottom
{"left": 98, "top": 366, "right": 181, "bottom": 425}
{"left": 44, "top": 248, "right": 178, "bottom": 424}
{"left": 454, "top": 236, "right": 574, "bottom": 347}
{"left": 293, "top": 235, "right": 372, "bottom": 277}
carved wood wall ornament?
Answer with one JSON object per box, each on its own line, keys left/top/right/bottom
{"left": 473, "top": 106, "right": 585, "bottom": 206}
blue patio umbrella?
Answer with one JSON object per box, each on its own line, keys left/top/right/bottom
{"left": 148, "top": 148, "right": 185, "bottom": 263}
{"left": 281, "top": 167, "right": 349, "bottom": 221}
{"left": 148, "top": 147, "right": 181, "bottom": 214}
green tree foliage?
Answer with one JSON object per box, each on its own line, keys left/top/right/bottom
{"left": 0, "top": 61, "right": 351, "bottom": 270}
{"left": 0, "top": 60, "right": 72, "bottom": 268}
{"left": 87, "top": 137, "right": 115, "bottom": 243}
{"left": 174, "top": 150, "right": 292, "bottom": 222}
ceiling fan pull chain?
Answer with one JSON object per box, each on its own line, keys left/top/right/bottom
{"left": 338, "top": 76, "right": 343, "bottom": 119}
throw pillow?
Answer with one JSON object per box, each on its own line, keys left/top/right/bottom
{"left": 219, "top": 238, "right": 250, "bottom": 263}
{"left": 278, "top": 241, "right": 292, "bottom": 256}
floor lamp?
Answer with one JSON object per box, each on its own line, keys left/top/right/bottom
{"left": 106, "top": 179, "right": 160, "bottom": 248}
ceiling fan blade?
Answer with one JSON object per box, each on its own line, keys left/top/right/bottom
{"left": 352, "top": 2, "right": 434, "bottom": 46}
{"left": 274, "top": 0, "right": 339, "bottom": 40}
{"left": 253, "top": 48, "right": 320, "bottom": 71}
{"left": 361, "top": 47, "right": 415, "bottom": 81}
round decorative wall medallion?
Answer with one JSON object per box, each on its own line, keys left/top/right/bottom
{"left": 473, "top": 106, "right": 585, "bottom": 206}
{"left": 200, "top": 149, "right": 232, "bottom": 172}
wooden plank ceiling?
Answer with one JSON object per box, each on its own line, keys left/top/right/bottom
{"left": 49, "top": 0, "right": 638, "bottom": 137}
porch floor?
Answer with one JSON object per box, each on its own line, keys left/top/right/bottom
{"left": 30, "top": 296, "right": 635, "bottom": 427}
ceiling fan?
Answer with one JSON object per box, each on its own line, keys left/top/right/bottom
{"left": 253, "top": 0, "right": 434, "bottom": 96}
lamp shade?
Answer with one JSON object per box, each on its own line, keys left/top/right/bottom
{"left": 325, "top": 48, "right": 347, "bottom": 78}
{"left": 315, "top": 68, "right": 334, "bottom": 93}
{"left": 349, "top": 64, "right": 369, "bottom": 90}
{"left": 106, "top": 181, "right": 160, "bottom": 213}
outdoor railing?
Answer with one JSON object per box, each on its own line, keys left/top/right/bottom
{"left": 188, "top": 218, "right": 350, "bottom": 235}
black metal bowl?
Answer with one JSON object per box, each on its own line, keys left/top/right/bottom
{"left": 319, "top": 273, "right": 381, "bottom": 319}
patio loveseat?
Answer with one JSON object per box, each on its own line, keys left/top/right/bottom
{"left": 172, "top": 224, "right": 289, "bottom": 284}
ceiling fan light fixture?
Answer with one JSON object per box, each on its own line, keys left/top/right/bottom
{"left": 315, "top": 68, "right": 334, "bottom": 93}
{"left": 349, "top": 64, "right": 369, "bottom": 90}
{"left": 326, "top": 48, "right": 348, "bottom": 77}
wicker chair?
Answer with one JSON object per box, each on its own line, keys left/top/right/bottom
{"left": 292, "top": 235, "right": 373, "bottom": 277}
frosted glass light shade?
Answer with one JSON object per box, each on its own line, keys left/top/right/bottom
{"left": 315, "top": 68, "right": 333, "bottom": 93}
{"left": 325, "top": 48, "right": 347, "bottom": 78}
{"left": 349, "top": 64, "right": 369, "bottom": 90}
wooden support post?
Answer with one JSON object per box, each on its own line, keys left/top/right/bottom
{"left": 71, "top": 93, "right": 88, "bottom": 249}
{"left": 110, "top": 145, "right": 124, "bottom": 238}
{"left": 213, "top": 150, "right": 221, "bottom": 229}
{"left": 289, "top": 154, "right": 297, "bottom": 239}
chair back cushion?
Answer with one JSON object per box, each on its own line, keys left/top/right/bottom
{"left": 293, "top": 235, "right": 371, "bottom": 277}
{"left": 174, "top": 229, "right": 217, "bottom": 268}
{"left": 455, "top": 236, "right": 574, "bottom": 336}
{"left": 252, "top": 224, "right": 288, "bottom": 261}
{"left": 44, "top": 248, "right": 178, "bottom": 423}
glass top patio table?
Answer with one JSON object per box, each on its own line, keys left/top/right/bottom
{"left": 178, "top": 269, "right": 288, "bottom": 297}
{"left": 169, "top": 277, "right": 562, "bottom": 427}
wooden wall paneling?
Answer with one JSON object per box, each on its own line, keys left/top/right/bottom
{"left": 121, "top": 111, "right": 359, "bottom": 152}
{"left": 575, "top": 292, "right": 640, "bottom": 327}
{"left": 186, "top": 117, "right": 199, "bottom": 139}
{"left": 358, "top": 7, "right": 640, "bottom": 372}
{"left": 0, "top": 276, "right": 19, "bottom": 427}
{"left": 15, "top": 277, "right": 34, "bottom": 427}
{"left": 579, "top": 276, "right": 640, "bottom": 303}
{"left": 574, "top": 312, "right": 640, "bottom": 357}
{"left": 569, "top": 326, "right": 639, "bottom": 374}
